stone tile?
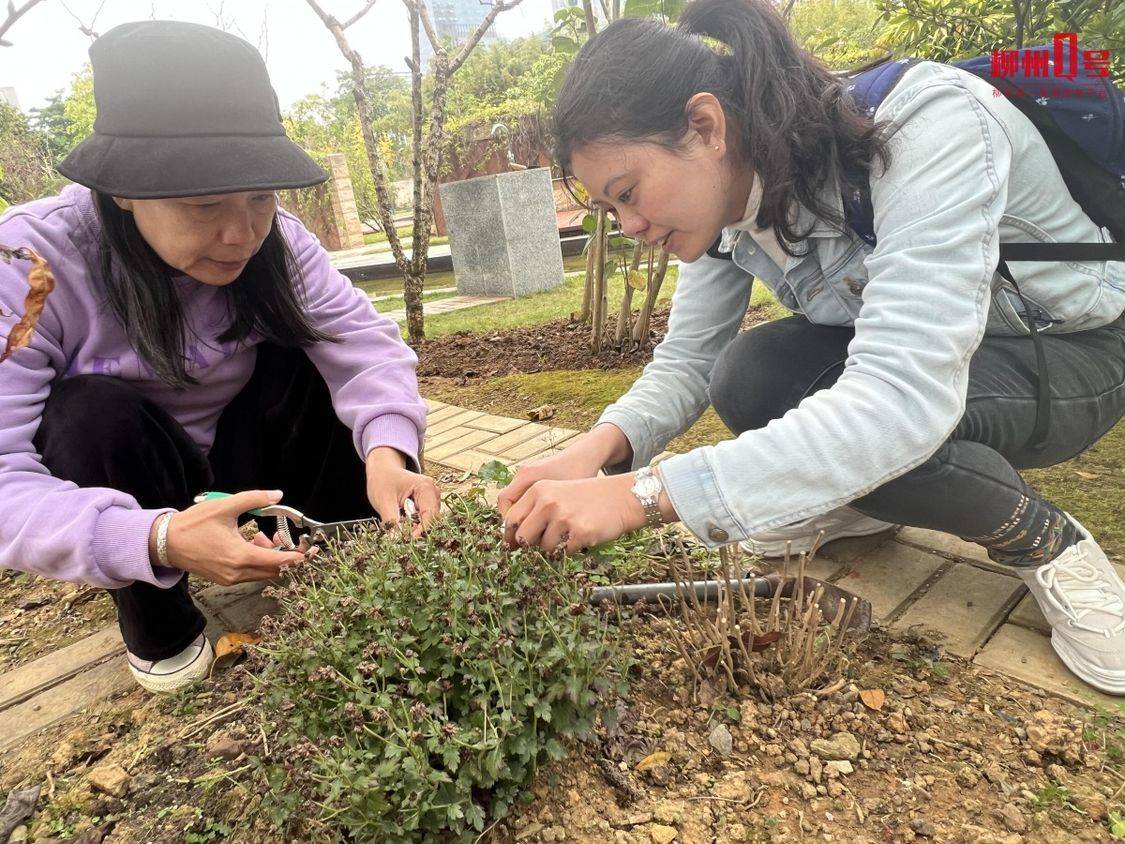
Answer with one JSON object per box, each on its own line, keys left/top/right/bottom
{"left": 896, "top": 527, "right": 1016, "bottom": 577}
{"left": 0, "top": 658, "right": 134, "bottom": 753}
{"left": 424, "top": 424, "right": 481, "bottom": 452}
{"left": 816, "top": 529, "right": 902, "bottom": 563}
{"left": 742, "top": 552, "right": 846, "bottom": 583}
{"left": 423, "top": 398, "right": 447, "bottom": 414}
{"left": 0, "top": 625, "right": 123, "bottom": 711}
{"left": 424, "top": 404, "right": 461, "bottom": 425}
{"left": 501, "top": 429, "right": 581, "bottom": 463}
{"left": 431, "top": 449, "right": 497, "bottom": 474}
{"left": 215, "top": 588, "right": 280, "bottom": 633}
{"left": 975, "top": 624, "right": 1125, "bottom": 710}
{"left": 1009, "top": 592, "right": 1050, "bottom": 635}
{"left": 425, "top": 409, "right": 485, "bottom": 438}
{"left": 466, "top": 414, "right": 526, "bottom": 435}
{"left": 476, "top": 423, "right": 551, "bottom": 456}
{"left": 832, "top": 543, "right": 947, "bottom": 622}
{"left": 892, "top": 565, "right": 1025, "bottom": 657}
{"left": 196, "top": 581, "right": 269, "bottom": 612}
{"left": 425, "top": 428, "right": 501, "bottom": 463}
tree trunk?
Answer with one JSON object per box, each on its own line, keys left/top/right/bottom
{"left": 614, "top": 241, "right": 644, "bottom": 347}
{"left": 632, "top": 248, "right": 669, "bottom": 347}
{"left": 590, "top": 210, "right": 607, "bottom": 353}
{"left": 579, "top": 234, "right": 596, "bottom": 323}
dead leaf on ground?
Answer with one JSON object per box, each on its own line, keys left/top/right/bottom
{"left": 213, "top": 632, "right": 261, "bottom": 669}
{"left": 528, "top": 404, "right": 556, "bottom": 421}
{"left": 635, "top": 751, "right": 671, "bottom": 771}
{"left": 860, "top": 688, "right": 886, "bottom": 711}
{"left": 1074, "top": 471, "right": 1100, "bottom": 480}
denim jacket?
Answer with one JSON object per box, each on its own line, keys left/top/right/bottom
{"left": 598, "top": 61, "right": 1125, "bottom": 548}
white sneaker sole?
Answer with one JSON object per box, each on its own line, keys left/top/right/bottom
{"left": 740, "top": 518, "right": 898, "bottom": 558}
{"left": 1051, "top": 632, "right": 1125, "bottom": 696}
{"left": 128, "top": 637, "right": 215, "bottom": 694}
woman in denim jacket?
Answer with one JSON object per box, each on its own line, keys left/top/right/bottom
{"left": 499, "top": 0, "right": 1125, "bottom": 694}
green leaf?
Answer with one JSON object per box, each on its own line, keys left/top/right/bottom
{"left": 581, "top": 213, "right": 598, "bottom": 234}
{"left": 476, "top": 459, "right": 514, "bottom": 488}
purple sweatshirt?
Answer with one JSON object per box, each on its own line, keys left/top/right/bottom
{"left": 0, "top": 184, "right": 426, "bottom": 590}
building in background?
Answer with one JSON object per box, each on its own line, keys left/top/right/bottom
{"left": 419, "top": 0, "right": 497, "bottom": 67}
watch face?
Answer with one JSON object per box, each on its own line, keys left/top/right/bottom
{"left": 634, "top": 475, "right": 662, "bottom": 499}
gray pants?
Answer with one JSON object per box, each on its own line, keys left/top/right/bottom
{"left": 708, "top": 316, "right": 1125, "bottom": 555}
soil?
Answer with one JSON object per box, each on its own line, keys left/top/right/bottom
{"left": 3, "top": 609, "right": 1122, "bottom": 843}
{"left": 0, "top": 570, "right": 115, "bottom": 672}
{"left": 413, "top": 304, "right": 778, "bottom": 381}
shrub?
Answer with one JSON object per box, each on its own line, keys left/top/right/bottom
{"left": 255, "top": 493, "right": 625, "bottom": 842}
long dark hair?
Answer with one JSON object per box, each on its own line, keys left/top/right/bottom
{"left": 553, "top": 0, "right": 895, "bottom": 256}
{"left": 93, "top": 191, "right": 335, "bottom": 388}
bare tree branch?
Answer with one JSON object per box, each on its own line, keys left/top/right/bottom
{"left": 59, "top": 0, "right": 106, "bottom": 40}
{"left": 449, "top": 0, "right": 526, "bottom": 74}
{"left": 0, "top": 0, "right": 47, "bottom": 47}
{"left": 403, "top": 0, "right": 443, "bottom": 57}
{"left": 341, "top": 0, "right": 378, "bottom": 28}
{"left": 581, "top": 0, "right": 597, "bottom": 39}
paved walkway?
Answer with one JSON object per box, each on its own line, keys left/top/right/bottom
{"left": 2, "top": 400, "right": 1121, "bottom": 755}
{"left": 377, "top": 294, "right": 509, "bottom": 324}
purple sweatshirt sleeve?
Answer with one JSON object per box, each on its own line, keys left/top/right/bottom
{"left": 0, "top": 208, "right": 181, "bottom": 589}
{"left": 279, "top": 213, "right": 427, "bottom": 471}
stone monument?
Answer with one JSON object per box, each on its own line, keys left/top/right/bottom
{"left": 439, "top": 168, "right": 565, "bottom": 298}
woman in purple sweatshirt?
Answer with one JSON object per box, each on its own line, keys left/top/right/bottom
{"left": 0, "top": 21, "right": 439, "bottom": 693}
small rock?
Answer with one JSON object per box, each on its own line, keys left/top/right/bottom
{"left": 712, "top": 771, "right": 754, "bottom": 802}
{"left": 649, "top": 824, "right": 678, "bottom": 844}
{"left": 1046, "top": 763, "right": 1067, "bottom": 782}
{"left": 997, "top": 805, "right": 1028, "bottom": 834}
{"left": 87, "top": 764, "right": 130, "bottom": 798}
{"left": 956, "top": 765, "right": 980, "bottom": 788}
{"left": 799, "top": 782, "right": 817, "bottom": 799}
{"left": 810, "top": 732, "right": 861, "bottom": 761}
{"left": 1025, "top": 710, "right": 1085, "bottom": 765}
{"left": 514, "top": 822, "right": 543, "bottom": 841}
{"left": 206, "top": 732, "right": 243, "bottom": 761}
{"left": 1021, "top": 749, "right": 1043, "bottom": 767}
{"left": 544, "top": 825, "right": 567, "bottom": 841}
{"left": 8, "top": 826, "right": 28, "bottom": 844}
{"left": 887, "top": 714, "right": 908, "bottom": 734}
{"left": 790, "top": 738, "right": 810, "bottom": 757}
{"left": 825, "top": 760, "right": 854, "bottom": 777}
{"left": 708, "top": 724, "right": 733, "bottom": 757}
{"left": 15, "top": 595, "right": 49, "bottom": 611}
{"left": 827, "top": 780, "right": 845, "bottom": 798}
{"left": 911, "top": 819, "right": 935, "bottom": 837}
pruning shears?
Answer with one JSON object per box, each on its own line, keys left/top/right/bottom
{"left": 194, "top": 491, "right": 415, "bottom": 550}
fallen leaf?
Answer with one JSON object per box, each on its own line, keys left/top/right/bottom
{"left": 749, "top": 630, "right": 782, "bottom": 652}
{"left": 627, "top": 269, "right": 647, "bottom": 291}
{"left": 213, "top": 632, "right": 260, "bottom": 666}
{"left": 860, "top": 688, "right": 886, "bottom": 711}
{"left": 1074, "top": 471, "right": 1099, "bottom": 480}
{"left": 1, "top": 247, "right": 56, "bottom": 364}
{"left": 528, "top": 404, "right": 556, "bottom": 422}
{"left": 635, "top": 751, "right": 671, "bottom": 771}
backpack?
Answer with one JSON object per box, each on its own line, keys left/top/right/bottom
{"left": 839, "top": 44, "right": 1125, "bottom": 450}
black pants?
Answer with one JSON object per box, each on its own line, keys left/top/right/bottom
{"left": 33, "top": 345, "right": 370, "bottom": 660}
{"left": 708, "top": 316, "right": 1125, "bottom": 550}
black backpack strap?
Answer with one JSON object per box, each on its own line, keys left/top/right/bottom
{"left": 996, "top": 260, "right": 1052, "bottom": 452}
{"left": 706, "top": 235, "right": 734, "bottom": 261}
{"left": 999, "top": 242, "right": 1125, "bottom": 261}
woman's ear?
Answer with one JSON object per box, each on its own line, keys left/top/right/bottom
{"left": 112, "top": 196, "right": 134, "bottom": 212}
{"left": 685, "top": 92, "right": 729, "bottom": 156}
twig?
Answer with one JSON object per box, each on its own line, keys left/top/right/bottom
{"left": 0, "top": 0, "right": 47, "bottom": 46}
{"left": 597, "top": 756, "right": 643, "bottom": 804}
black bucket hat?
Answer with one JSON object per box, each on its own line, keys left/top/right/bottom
{"left": 57, "top": 20, "right": 328, "bottom": 199}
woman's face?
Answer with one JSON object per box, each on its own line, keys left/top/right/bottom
{"left": 114, "top": 191, "right": 279, "bottom": 285}
{"left": 569, "top": 100, "right": 752, "bottom": 263}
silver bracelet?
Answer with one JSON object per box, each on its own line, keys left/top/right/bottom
{"left": 155, "top": 511, "right": 174, "bottom": 567}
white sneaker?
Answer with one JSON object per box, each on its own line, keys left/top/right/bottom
{"left": 1019, "top": 515, "right": 1125, "bottom": 695}
{"left": 126, "top": 633, "right": 214, "bottom": 694}
{"left": 739, "top": 506, "right": 898, "bottom": 558}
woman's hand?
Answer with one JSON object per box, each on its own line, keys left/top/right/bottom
{"left": 152, "top": 489, "right": 307, "bottom": 586}
{"left": 366, "top": 446, "right": 441, "bottom": 538}
{"left": 498, "top": 423, "right": 631, "bottom": 517}
{"left": 502, "top": 474, "right": 648, "bottom": 554}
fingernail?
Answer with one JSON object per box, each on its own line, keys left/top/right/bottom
{"left": 268, "top": 490, "right": 283, "bottom": 501}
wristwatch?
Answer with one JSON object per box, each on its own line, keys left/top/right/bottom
{"left": 630, "top": 466, "right": 665, "bottom": 528}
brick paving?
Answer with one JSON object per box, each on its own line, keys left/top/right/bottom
{"left": 3, "top": 399, "right": 1120, "bottom": 755}
{"left": 378, "top": 294, "right": 510, "bottom": 324}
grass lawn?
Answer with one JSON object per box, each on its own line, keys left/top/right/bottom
{"left": 363, "top": 226, "right": 449, "bottom": 248}
{"left": 370, "top": 289, "right": 458, "bottom": 314}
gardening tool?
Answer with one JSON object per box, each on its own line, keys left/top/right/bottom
{"left": 589, "top": 572, "right": 872, "bottom": 635}
{"left": 194, "top": 491, "right": 415, "bottom": 551}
